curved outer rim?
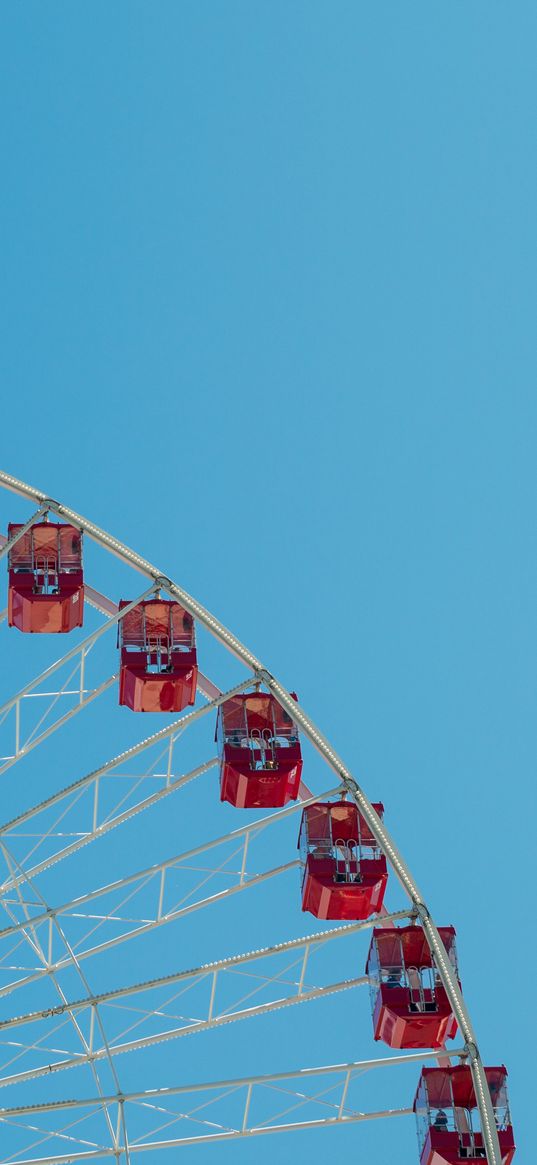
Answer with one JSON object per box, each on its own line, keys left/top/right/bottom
{"left": 0, "top": 468, "right": 502, "bottom": 1165}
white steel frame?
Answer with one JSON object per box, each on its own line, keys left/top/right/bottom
{"left": 0, "top": 677, "right": 254, "bottom": 890}
{"left": 0, "top": 470, "right": 503, "bottom": 1165}
{"left": 0, "top": 585, "right": 156, "bottom": 772}
{"left": 0, "top": 913, "right": 413, "bottom": 1086}
{"left": 0, "top": 786, "right": 342, "bottom": 1003}
{"left": 0, "top": 1048, "right": 468, "bottom": 1163}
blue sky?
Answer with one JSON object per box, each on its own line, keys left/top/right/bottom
{"left": 0, "top": 3, "right": 534, "bottom": 1161}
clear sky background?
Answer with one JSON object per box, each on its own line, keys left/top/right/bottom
{"left": 0, "top": 3, "right": 534, "bottom": 1162}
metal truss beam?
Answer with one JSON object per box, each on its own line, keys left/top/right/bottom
{"left": 0, "top": 1048, "right": 465, "bottom": 1164}
{"left": 0, "top": 911, "right": 410, "bottom": 1032}
{"left": 0, "top": 976, "right": 372, "bottom": 1088}
{"left": 0, "top": 677, "right": 253, "bottom": 892}
{"left": 0, "top": 586, "right": 157, "bottom": 775}
{"left": 0, "top": 857, "right": 300, "bottom": 998}
{"left": 0, "top": 913, "right": 411, "bottom": 1092}
{"left": 0, "top": 785, "right": 339, "bottom": 951}
{"left": 0, "top": 844, "right": 130, "bottom": 1162}
{"left": 1, "top": 1045, "right": 466, "bottom": 1113}
{"left": 0, "top": 788, "right": 342, "bottom": 1002}
{"left": 0, "top": 1110, "right": 412, "bottom": 1163}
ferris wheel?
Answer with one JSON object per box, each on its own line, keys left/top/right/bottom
{"left": 0, "top": 468, "right": 515, "bottom": 1165}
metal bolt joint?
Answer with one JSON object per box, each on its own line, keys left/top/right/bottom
{"left": 341, "top": 774, "right": 359, "bottom": 795}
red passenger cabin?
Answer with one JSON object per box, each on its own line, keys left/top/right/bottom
{"left": 118, "top": 599, "right": 197, "bottom": 713}
{"left": 7, "top": 522, "right": 84, "bottom": 633}
{"left": 217, "top": 692, "right": 302, "bottom": 809}
{"left": 366, "top": 925, "right": 459, "bottom": 1049}
{"left": 414, "top": 1065, "right": 515, "bottom": 1165}
{"left": 298, "top": 800, "right": 387, "bottom": 920}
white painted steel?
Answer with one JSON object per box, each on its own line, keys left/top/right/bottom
{"left": 0, "top": 678, "right": 254, "bottom": 892}
{"left": 0, "top": 1046, "right": 466, "bottom": 1114}
{"left": 0, "top": 470, "right": 503, "bottom": 1165}
{"left": 0, "top": 785, "right": 339, "bottom": 945}
{"left": 0, "top": 1048, "right": 465, "bottom": 1160}
{"left": 0, "top": 504, "right": 49, "bottom": 563}
{"left": 0, "top": 836, "right": 132, "bottom": 1163}
{"left": 0, "top": 977, "right": 373, "bottom": 1088}
{"left": 0, "top": 911, "right": 409, "bottom": 1032}
{"left": 0, "top": 860, "right": 309, "bottom": 1002}
{"left": 0, "top": 1112, "right": 412, "bottom": 1162}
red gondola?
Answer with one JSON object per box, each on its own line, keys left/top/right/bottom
{"left": 366, "top": 925, "right": 458, "bottom": 1049}
{"left": 298, "top": 799, "right": 387, "bottom": 920}
{"left": 414, "top": 1065, "right": 515, "bottom": 1164}
{"left": 7, "top": 522, "right": 84, "bottom": 633}
{"left": 118, "top": 599, "right": 197, "bottom": 712}
{"left": 217, "top": 692, "right": 302, "bottom": 809}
